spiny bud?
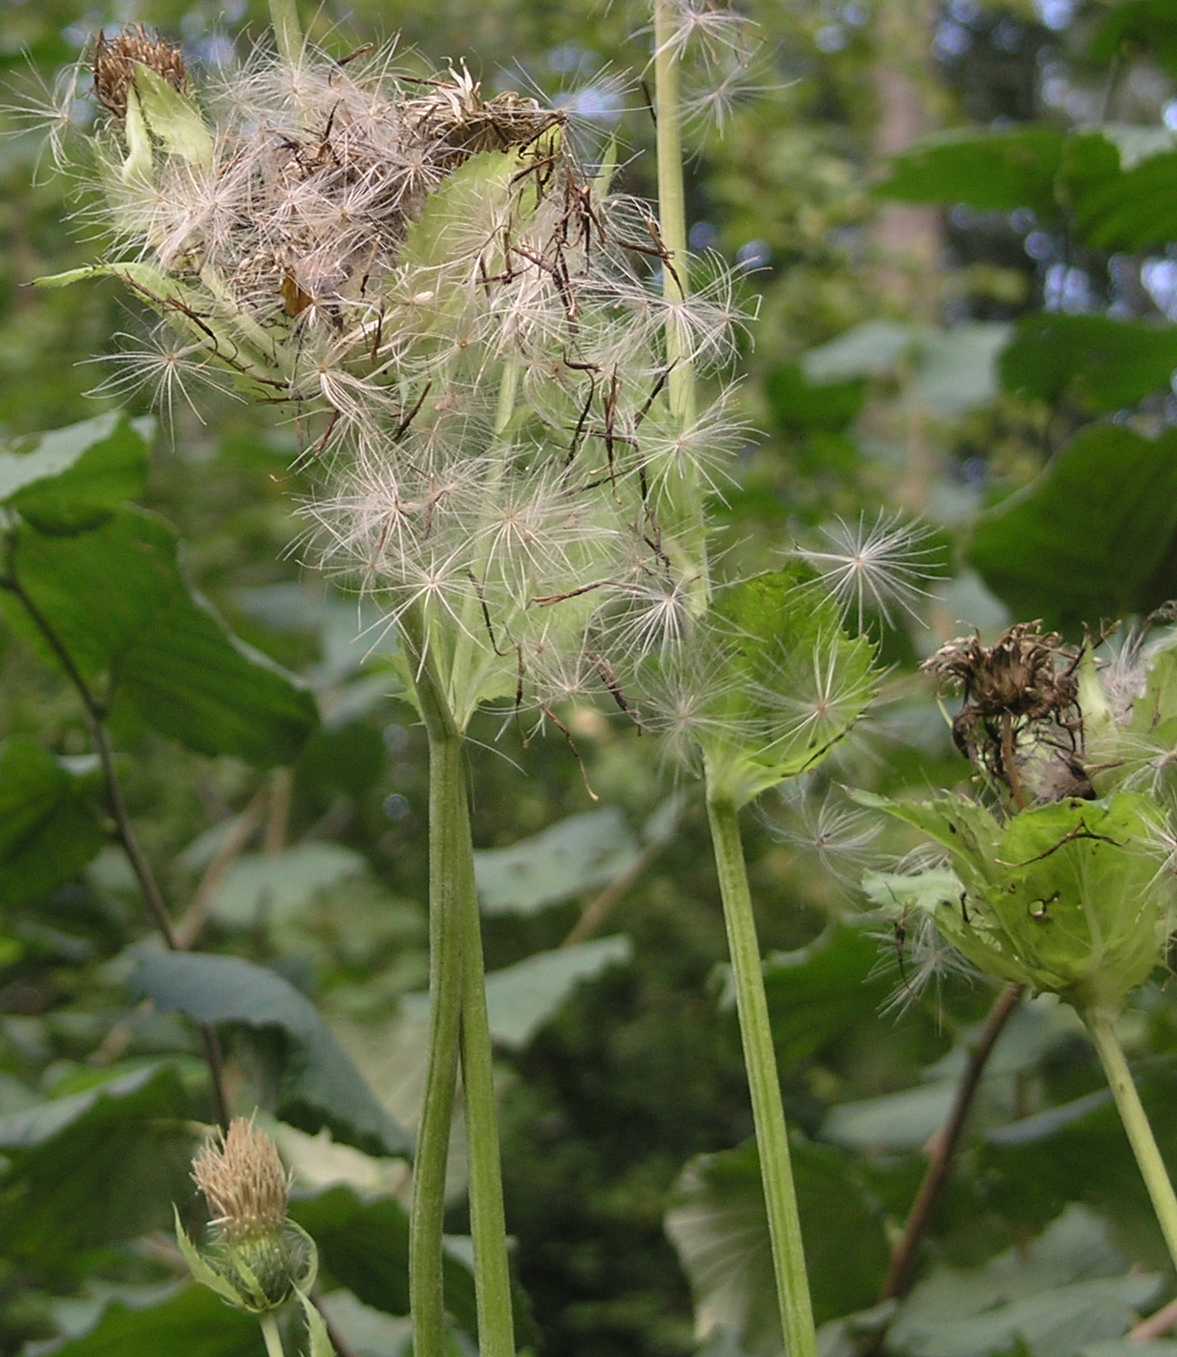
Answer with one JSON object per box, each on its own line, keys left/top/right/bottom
{"left": 93, "top": 26, "right": 187, "bottom": 119}
{"left": 180, "top": 1117, "right": 317, "bottom": 1314}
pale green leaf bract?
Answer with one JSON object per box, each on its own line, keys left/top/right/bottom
{"left": 121, "top": 82, "right": 153, "bottom": 182}
{"left": 703, "top": 567, "right": 879, "bottom": 807}
{"left": 174, "top": 1206, "right": 245, "bottom": 1307}
{"left": 132, "top": 63, "right": 214, "bottom": 167}
{"left": 131, "top": 950, "right": 412, "bottom": 1158}
{"left": 297, "top": 1288, "right": 337, "bottom": 1357}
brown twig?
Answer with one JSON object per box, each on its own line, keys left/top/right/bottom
{"left": 173, "top": 787, "right": 268, "bottom": 950}
{"left": 1131, "top": 1294, "right": 1177, "bottom": 1343}
{"left": 0, "top": 546, "right": 231, "bottom": 1129}
{"left": 562, "top": 832, "right": 669, "bottom": 947}
{"left": 879, "top": 983, "right": 1024, "bottom": 1307}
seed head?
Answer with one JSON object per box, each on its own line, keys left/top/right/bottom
{"left": 191, "top": 1117, "right": 290, "bottom": 1243}
{"left": 93, "top": 26, "right": 187, "bottom": 119}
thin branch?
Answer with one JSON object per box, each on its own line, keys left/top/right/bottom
{"left": 881, "top": 983, "right": 1024, "bottom": 1303}
{"left": 561, "top": 833, "right": 667, "bottom": 947}
{"left": 1131, "top": 1294, "right": 1177, "bottom": 1343}
{"left": 1, "top": 544, "right": 231, "bottom": 1129}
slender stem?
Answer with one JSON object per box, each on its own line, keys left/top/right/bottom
{"left": 706, "top": 797, "right": 817, "bottom": 1357}
{"left": 1087, "top": 1008, "right": 1177, "bottom": 1273}
{"left": 259, "top": 1314, "right": 287, "bottom": 1357}
{"left": 0, "top": 553, "right": 230, "bottom": 1130}
{"left": 456, "top": 808, "right": 517, "bottom": 1357}
{"left": 652, "top": 0, "right": 708, "bottom": 597}
{"left": 881, "top": 983, "right": 1023, "bottom": 1302}
{"left": 268, "top": 0, "right": 303, "bottom": 66}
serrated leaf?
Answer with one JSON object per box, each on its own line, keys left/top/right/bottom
{"left": 297, "top": 1289, "right": 337, "bottom": 1357}
{"left": 130, "top": 951, "right": 411, "bottom": 1158}
{"left": 704, "top": 569, "right": 878, "bottom": 805}
{"left": 999, "top": 314, "right": 1177, "bottom": 415}
{"left": 0, "top": 413, "right": 152, "bottom": 530}
{"left": 1, "top": 507, "right": 318, "bottom": 766}
{"left": 0, "top": 1064, "right": 198, "bottom": 1273}
{"left": 174, "top": 1205, "right": 245, "bottom": 1305}
{"left": 968, "top": 426, "right": 1177, "bottom": 632}
{"left": 474, "top": 808, "right": 642, "bottom": 915}
{"left": 0, "top": 736, "right": 105, "bottom": 906}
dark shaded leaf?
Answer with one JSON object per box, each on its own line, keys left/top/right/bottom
{"left": 0, "top": 736, "right": 104, "bottom": 906}
{"left": 1089, "top": 1, "right": 1177, "bottom": 78}
{"left": 0, "top": 1064, "right": 197, "bottom": 1273}
{"left": 968, "top": 427, "right": 1177, "bottom": 632}
{"left": 0, "top": 413, "right": 151, "bottom": 531}
{"left": 1, "top": 508, "right": 318, "bottom": 765}
{"left": 130, "top": 951, "right": 411, "bottom": 1158}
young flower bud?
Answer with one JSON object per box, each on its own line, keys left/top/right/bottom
{"left": 93, "top": 26, "right": 187, "bottom": 119}
{"left": 179, "top": 1117, "right": 317, "bottom": 1314}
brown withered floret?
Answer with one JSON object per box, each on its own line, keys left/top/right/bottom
{"left": 922, "top": 621, "right": 1090, "bottom": 807}
{"left": 94, "top": 26, "right": 187, "bottom": 119}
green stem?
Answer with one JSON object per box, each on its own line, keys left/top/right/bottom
{"left": 457, "top": 816, "right": 517, "bottom": 1356}
{"left": 268, "top": 0, "right": 303, "bottom": 65}
{"left": 259, "top": 1315, "right": 287, "bottom": 1357}
{"left": 1087, "top": 1008, "right": 1177, "bottom": 1273}
{"left": 706, "top": 796, "right": 818, "bottom": 1357}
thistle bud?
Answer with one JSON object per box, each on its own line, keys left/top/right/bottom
{"left": 179, "top": 1117, "right": 317, "bottom": 1314}
{"left": 93, "top": 26, "right": 187, "bottom": 119}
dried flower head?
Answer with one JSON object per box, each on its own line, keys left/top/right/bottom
{"left": 93, "top": 26, "right": 187, "bottom": 118}
{"left": 192, "top": 1116, "right": 290, "bottom": 1242}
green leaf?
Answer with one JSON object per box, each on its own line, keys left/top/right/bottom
{"left": 289, "top": 1185, "right": 478, "bottom": 1334}
{"left": 174, "top": 1205, "right": 246, "bottom": 1306}
{"left": 968, "top": 426, "right": 1177, "bottom": 632}
{"left": 33, "top": 1282, "right": 259, "bottom": 1357}
{"left": 0, "top": 1064, "right": 198, "bottom": 1273}
{"left": 130, "top": 951, "right": 411, "bottom": 1158}
{"left": 1089, "top": 0, "right": 1177, "bottom": 77}
{"left": 474, "top": 808, "right": 642, "bottom": 916}
{"left": 0, "top": 736, "right": 105, "bottom": 906}
{"left": 887, "top": 1206, "right": 1160, "bottom": 1357}
{"left": 665, "top": 1136, "right": 889, "bottom": 1351}
{"left": 210, "top": 844, "right": 369, "bottom": 929}
{"left": 401, "top": 150, "right": 518, "bottom": 272}
{"left": 482, "top": 936, "right": 632, "bottom": 1049}
{"left": 297, "top": 1289, "right": 337, "bottom": 1357}
{"left": 704, "top": 568, "right": 878, "bottom": 806}
{"left": 1, "top": 508, "right": 318, "bottom": 765}
{"left": 1074, "top": 148, "right": 1177, "bottom": 253}
{"left": 999, "top": 314, "right": 1177, "bottom": 415}
{"left": 876, "top": 128, "right": 1119, "bottom": 219}
{"left": 121, "top": 82, "right": 153, "bottom": 182}
{"left": 758, "top": 926, "right": 894, "bottom": 1070}
{"left": 0, "top": 413, "right": 152, "bottom": 530}
{"left": 132, "top": 64, "right": 213, "bottom": 166}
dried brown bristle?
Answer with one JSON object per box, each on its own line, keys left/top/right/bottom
{"left": 93, "top": 25, "right": 187, "bottom": 118}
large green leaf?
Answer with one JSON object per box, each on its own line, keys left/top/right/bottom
{"left": 968, "top": 427, "right": 1177, "bottom": 632}
{"left": 1074, "top": 148, "right": 1177, "bottom": 253}
{"left": 0, "top": 413, "right": 151, "bottom": 530}
{"left": 290, "top": 1185, "right": 478, "bottom": 1333}
{"left": 130, "top": 951, "right": 411, "bottom": 1158}
{"left": 758, "top": 926, "right": 894, "bottom": 1070}
{"left": 665, "top": 1137, "right": 889, "bottom": 1353}
{"left": 887, "top": 1206, "right": 1160, "bottom": 1357}
{"left": 876, "top": 128, "right": 1119, "bottom": 219}
{"left": 474, "top": 808, "right": 642, "bottom": 916}
{"left": 210, "top": 844, "right": 369, "bottom": 929}
{"left": 1089, "top": 0, "right": 1177, "bottom": 77}
{"left": 1, "top": 508, "right": 318, "bottom": 765}
{"left": 31, "top": 1283, "right": 258, "bottom": 1357}
{"left": 482, "top": 935, "right": 632, "bottom": 1048}
{"left": 0, "top": 736, "right": 104, "bottom": 905}
{"left": 999, "top": 314, "right": 1177, "bottom": 415}
{"left": 0, "top": 1063, "right": 198, "bottom": 1273}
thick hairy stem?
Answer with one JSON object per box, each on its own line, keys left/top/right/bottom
{"left": 706, "top": 797, "right": 818, "bottom": 1357}
{"left": 1087, "top": 1008, "right": 1177, "bottom": 1273}
{"left": 0, "top": 557, "right": 230, "bottom": 1129}
{"left": 401, "top": 607, "right": 514, "bottom": 1356}
{"left": 882, "top": 983, "right": 1023, "bottom": 1302}
{"left": 259, "top": 1314, "right": 287, "bottom": 1357}
{"left": 457, "top": 830, "right": 517, "bottom": 1357}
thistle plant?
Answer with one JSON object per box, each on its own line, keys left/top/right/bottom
{"left": 18, "top": 3, "right": 915, "bottom": 1352}
{"left": 861, "top": 615, "right": 1177, "bottom": 1271}
{"left": 178, "top": 1117, "right": 325, "bottom": 1357}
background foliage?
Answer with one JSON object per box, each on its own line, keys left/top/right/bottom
{"left": 3, "top": 1, "right": 1177, "bottom": 1355}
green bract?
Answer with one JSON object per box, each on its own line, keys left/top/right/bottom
{"left": 176, "top": 1207, "right": 318, "bottom": 1315}
{"left": 860, "top": 789, "right": 1173, "bottom": 1012}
